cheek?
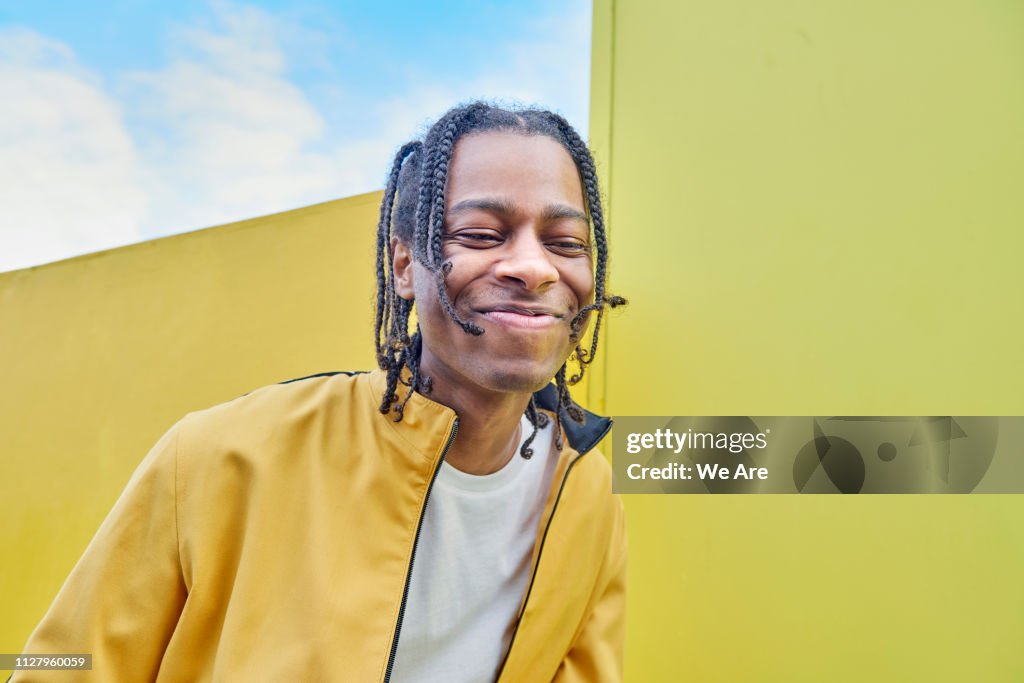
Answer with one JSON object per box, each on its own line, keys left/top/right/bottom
{"left": 413, "top": 279, "right": 444, "bottom": 328}
{"left": 415, "top": 257, "right": 477, "bottom": 306}
{"left": 565, "top": 267, "right": 596, "bottom": 310}
{"left": 412, "top": 268, "right": 467, "bottom": 331}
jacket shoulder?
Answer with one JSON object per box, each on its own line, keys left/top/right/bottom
{"left": 175, "top": 370, "right": 371, "bottom": 463}
{"left": 186, "top": 370, "right": 366, "bottom": 422}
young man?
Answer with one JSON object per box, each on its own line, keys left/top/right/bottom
{"left": 14, "top": 102, "right": 627, "bottom": 682}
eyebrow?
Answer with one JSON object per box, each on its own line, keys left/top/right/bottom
{"left": 447, "top": 197, "right": 589, "bottom": 224}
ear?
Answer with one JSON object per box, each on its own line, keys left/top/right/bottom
{"left": 391, "top": 236, "right": 416, "bottom": 301}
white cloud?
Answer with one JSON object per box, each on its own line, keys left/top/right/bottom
{"left": 125, "top": 1, "right": 341, "bottom": 236}
{"left": 0, "top": 27, "right": 147, "bottom": 272}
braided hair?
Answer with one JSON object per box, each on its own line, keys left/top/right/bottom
{"left": 373, "top": 101, "right": 626, "bottom": 457}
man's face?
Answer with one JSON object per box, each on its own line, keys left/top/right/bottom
{"left": 392, "top": 130, "right": 595, "bottom": 395}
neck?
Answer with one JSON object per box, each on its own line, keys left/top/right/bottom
{"left": 416, "top": 356, "right": 534, "bottom": 476}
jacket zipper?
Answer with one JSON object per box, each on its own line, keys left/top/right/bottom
{"left": 492, "top": 419, "right": 614, "bottom": 682}
{"left": 382, "top": 417, "right": 459, "bottom": 683}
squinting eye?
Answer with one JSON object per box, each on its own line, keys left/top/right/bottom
{"left": 549, "top": 241, "right": 591, "bottom": 253}
{"left": 442, "top": 231, "right": 504, "bottom": 247}
{"left": 460, "top": 233, "right": 502, "bottom": 243}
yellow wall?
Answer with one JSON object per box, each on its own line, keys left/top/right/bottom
{"left": 591, "top": 0, "right": 1024, "bottom": 680}
{"left": 0, "top": 193, "right": 383, "bottom": 658}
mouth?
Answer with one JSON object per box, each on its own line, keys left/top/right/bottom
{"left": 475, "top": 304, "right": 565, "bottom": 330}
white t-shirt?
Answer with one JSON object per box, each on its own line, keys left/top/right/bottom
{"left": 389, "top": 413, "right": 557, "bottom": 682}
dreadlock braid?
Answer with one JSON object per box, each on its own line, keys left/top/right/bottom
{"left": 424, "top": 106, "right": 486, "bottom": 337}
{"left": 372, "top": 101, "right": 627, "bottom": 452}
{"left": 550, "top": 114, "right": 627, "bottom": 384}
{"left": 375, "top": 141, "right": 422, "bottom": 418}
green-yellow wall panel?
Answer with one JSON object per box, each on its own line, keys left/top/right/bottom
{"left": 592, "top": 0, "right": 1024, "bottom": 680}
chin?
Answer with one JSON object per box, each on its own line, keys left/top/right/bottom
{"left": 477, "top": 361, "right": 560, "bottom": 394}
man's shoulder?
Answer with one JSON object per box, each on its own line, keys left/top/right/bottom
{"left": 177, "top": 369, "right": 371, "bottom": 448}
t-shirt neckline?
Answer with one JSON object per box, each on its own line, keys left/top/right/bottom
{"left": 437, "top": 414, "right": 551, "bottom": 494}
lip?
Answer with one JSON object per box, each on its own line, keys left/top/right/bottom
{"left": 481, "top": 310, "right": 561, "bottom": 329}
{"left": 475, "top": 304, "right": 565, "bottom": 330}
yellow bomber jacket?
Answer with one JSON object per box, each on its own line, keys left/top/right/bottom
{"left": 16, "top": 368, "right": 627, "bottom": 682}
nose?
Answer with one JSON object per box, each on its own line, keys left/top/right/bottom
{"left": 493, "top": 232, "right": 560, "bottom": 291}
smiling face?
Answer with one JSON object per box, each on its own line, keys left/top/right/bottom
{"left": 392, "top": 130, "right": 595, "bottom": 396}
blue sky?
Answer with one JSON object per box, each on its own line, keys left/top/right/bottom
{"left": 0, "top": 0, "right": 592, "bottom": 271}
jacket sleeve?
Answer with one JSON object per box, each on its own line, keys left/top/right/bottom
{"left": 553, "top": 496, "right": 628, "bottom": 682}
{"left": 11, "top": 418, "right": 189, "bottom": 682}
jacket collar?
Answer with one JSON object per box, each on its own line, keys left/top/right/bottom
{"left": 531, "top": 382, "right": 612, "bottom": 456}
{"left": 365, "top": 367, "right": 612, "bottom": 457}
